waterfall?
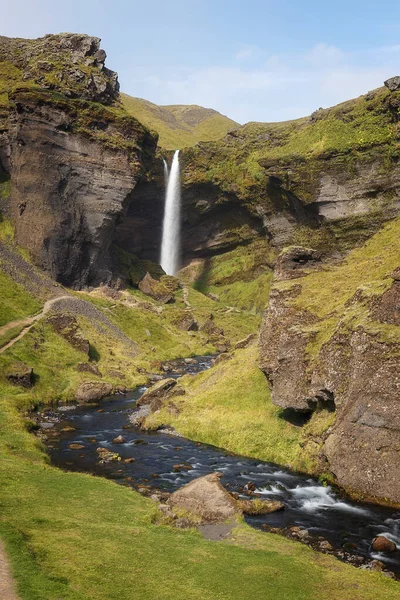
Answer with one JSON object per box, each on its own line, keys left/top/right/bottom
{"left": 162, "top": 157, "right": 169, "bottom": 189}
{"left": 160, "top": 150, "right": 181, "bottom": 275}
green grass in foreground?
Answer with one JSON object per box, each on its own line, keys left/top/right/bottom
{"left": 0, "top": 393, "right": 399, "bottom": 599}
{"left": 0, "top": 270, "right": 42, "bottom": 327}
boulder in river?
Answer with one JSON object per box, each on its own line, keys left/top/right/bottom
{"left": 113, "top": 435, "right": 126, "bottom": 444}
{"left": 239, "top": 499, "right": 284, "bottom": 515}
{"left": 136, "top": 378, "right": 184, "bottom": 412}
{"left": 167, "top": 472, "right": 241, "bottom": 523}
{"left": 371, "top": 536, "right": 397, "bottom": 553}
{"left": 75, "top": 381, "right": 113, "bottom": 403}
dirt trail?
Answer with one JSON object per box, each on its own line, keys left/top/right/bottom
{"left": 0, "top": 295, "right": 71, "bottom": 355}
{"left": 0, "top": 541, "right": 19, "bottom": 600}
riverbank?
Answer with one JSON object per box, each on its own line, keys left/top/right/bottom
{"left": 1, "top": 378, "right": 400, "bottom": 599}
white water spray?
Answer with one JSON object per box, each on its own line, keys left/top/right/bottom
{"left": 162, "top": 157, "right": 169, "bottom": 189}
{"left": 160, "top": 150, "right": 181, "bottom": 275}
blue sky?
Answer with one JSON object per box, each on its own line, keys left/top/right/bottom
{"left": 1, "top": 0, "right": 400, "bottom": 123}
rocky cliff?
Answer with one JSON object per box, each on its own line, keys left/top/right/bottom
{"left": 259, "top": 220, "right": 400, "bottom": 505}
{"left": 0, "top": 34, "right": 157, "bottom": 287}
{"left": 117, "top": 80, "right": 400, "bottom": 277}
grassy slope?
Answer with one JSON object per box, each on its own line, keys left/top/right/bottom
{"left": 179, "top": 239, "right": 275, "bottom": 315}
{"left": 0, "top": 270, "right": 42, "bottom": 326}
{"left": 281, "top": 216, "right": 400, "bottom": 357}
{"left": 121, "top": 94, "right": 238, "bottom": 149}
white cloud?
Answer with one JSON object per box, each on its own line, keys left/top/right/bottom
{"left": 235, "top": 45, "right": 258, "bottom": 61}
{"left": 121, "top": 43, "right": 400, "bottom": 124}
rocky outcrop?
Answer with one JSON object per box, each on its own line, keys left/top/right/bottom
{"left": 47, "top": 314, "right": 90, "bottom": 354}
{"left": 6, "top": 361, "right": 33, "bottom": 387}
{"left": 0, "top": 34, "right": 157, "bottom": 287}
{"left": 259, "top": 234, "right": 400, "bottom": 505}
{"left": 138, "top": 273, "right": 173, "bottom": 303}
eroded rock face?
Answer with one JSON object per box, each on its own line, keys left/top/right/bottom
{"left": 8, "top": 92, "right": 152, "bottom": 287}
{"left": 259, "top": 247, "right": 400, "bottom": 504}
{"left": 0, "top": 34, "right": 157, "bottom": 288}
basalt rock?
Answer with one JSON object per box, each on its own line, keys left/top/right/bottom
{"left": 138, "top": 273, "right": 173, "bottom": 304}
{"left": 384, "top": 76, "right": 400, "bottom": 92}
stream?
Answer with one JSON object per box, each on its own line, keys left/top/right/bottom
{"left": 38, "top": 356, "right": 400, "bottom": 576}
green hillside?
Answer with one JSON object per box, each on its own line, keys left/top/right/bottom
{"left": 121, "top": 94, "right": 239, "bottom": 149}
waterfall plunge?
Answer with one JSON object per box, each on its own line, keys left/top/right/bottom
{"left": 160, "top": 150, "right": 181, "bottom": 275}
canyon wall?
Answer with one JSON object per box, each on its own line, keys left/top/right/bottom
{"left": 0, "top": 34, "right": 157, "bottom": 287}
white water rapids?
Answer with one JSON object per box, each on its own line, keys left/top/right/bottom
{"left": 160, "top": 150, "right": 181, "bottom": 275}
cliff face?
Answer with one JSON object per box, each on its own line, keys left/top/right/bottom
{"left": 117, "top": 82, "right": 400, "bottom": 275}
{"left": 0, "top": 34, "right": 157, "bottom": 287}
{"left": 259, "top": 221, "right": 400, "bottom": 505}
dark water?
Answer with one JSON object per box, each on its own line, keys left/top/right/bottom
{"left": 41, "top": 356, "right": 400, "bottom": 574}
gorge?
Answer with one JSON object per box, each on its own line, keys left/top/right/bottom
{"left": 0, "top": 31, "right": 399, "bottom": 600}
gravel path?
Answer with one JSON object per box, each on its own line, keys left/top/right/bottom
{"left": 0, "top": 541, "right": 19, "bottom": 600}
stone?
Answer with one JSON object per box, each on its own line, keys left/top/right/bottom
{"left": 60, "top": 426, "right": 76, "bottom": 432}
{"left": 75, "top": 382, "right": 113, "bottom": 403}
{"left": 371, "top": 536, "right": 397, "bottom": 553}
{"left": 136, "top": 378, "right": 184, "bottom": 412}
{"left": 6, "top": 361, "right": 34, "bottom": 388}
{"left": 123, "top": 457, "right": 136, "bottom": 463}
{"left": 113, "top": 435, "right": 126, "bottom": 444}
{"left": 167, "top": 473, "right": 241, "bottom": 523}
{"left": 234, "top": 333, "right": 256, "bottom": 350}
{"left": 369, "top": 559, "right": 386, "bottom": 572}
{"left": 238, "top": 499, "right": 284, "bottom": 515}
{"left": 138, "top": 273, "right": 173, "bottom": 304}
{"left": 384, "top": 76, "right": 400, "bottom": 92}
{"left": 175, "top": 313, "right": 199, "bottom": 331}
{"left": 318, "top": 540, "right": 333, "bottom": 551}
{"left": 68, "top": 443, "right": 85, "bottom": 450}
{"left": 77, "top": 362, "right": 102, "bottom": 377}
